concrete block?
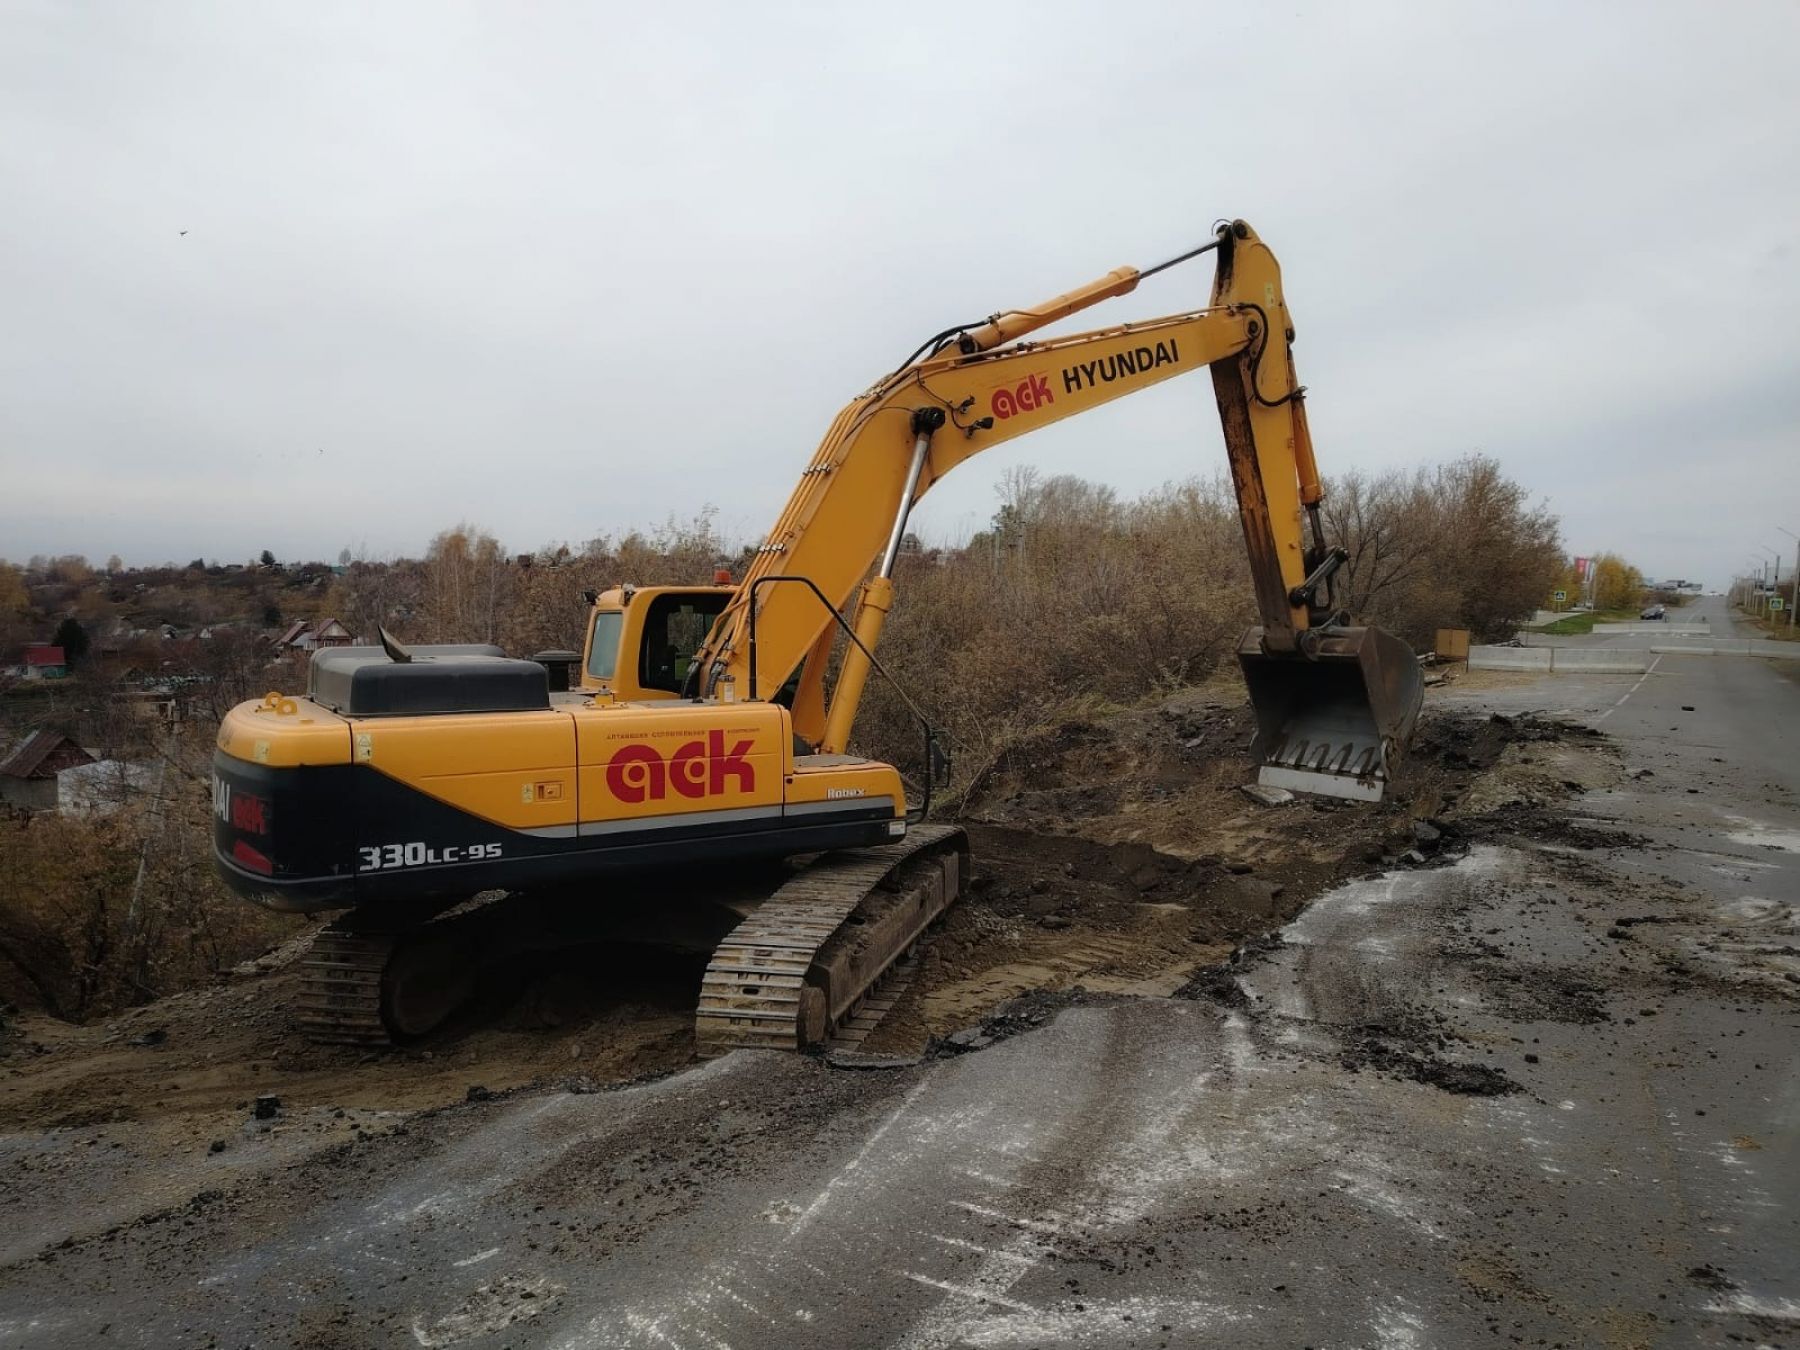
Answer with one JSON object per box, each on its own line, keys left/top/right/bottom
{"left": 1550, "top": 648, "right": 1650, "bottom": 674}
{"left": 1593, "top": 623, "right": 1708, "bottom": 637}
{"left": 1469, "top": 645, "right": 1552, "bottom": 672}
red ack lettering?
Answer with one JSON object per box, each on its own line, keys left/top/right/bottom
{"left": 989, "top": 372, "right": 1053, "bottom": 420}
{"left": 604, "top": 730, "right": 755, "bottom": 803}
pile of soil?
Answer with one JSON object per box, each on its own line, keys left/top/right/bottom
{"left": 859, "top": 696, "right": 1625, "bottom": 1055}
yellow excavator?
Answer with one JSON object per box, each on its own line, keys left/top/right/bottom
{"left": 212, "top": 220, "right": 1422, "bottom": 1051}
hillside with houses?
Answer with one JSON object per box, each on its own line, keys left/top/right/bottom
{"left": 2, "top": 554, "right": 361, "bottom": 803}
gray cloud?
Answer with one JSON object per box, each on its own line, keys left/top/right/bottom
{"left": 3, "top": 1, "right": 1796, "bottom": 589}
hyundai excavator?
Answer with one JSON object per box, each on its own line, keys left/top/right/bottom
{"left": 212, "top": 220, "right": 1423, "bottom": 1051}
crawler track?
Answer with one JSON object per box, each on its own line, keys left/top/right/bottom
{"left": 296, "top": 926, "right": 396, "bottom": 1045}
{"left": 297, "top": 907, "right": 481, "bottom": 1046}
{"left": 695, "top": 824, "right": 967, "bottom": 1056}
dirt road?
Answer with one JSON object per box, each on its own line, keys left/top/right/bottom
{"left": 1, "top": 634, "right": 1796, "bottom": 1347}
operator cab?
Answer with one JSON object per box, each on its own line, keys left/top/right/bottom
{"left": 579, "top": 585, "right": 734, "bottom": 701}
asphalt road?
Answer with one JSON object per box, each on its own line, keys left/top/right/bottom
{"left": 3, "top": 602, "right": 1797, "bottom": 1349}
{"left": 1522, "top": 594, "right": 1791, "bottom": 652}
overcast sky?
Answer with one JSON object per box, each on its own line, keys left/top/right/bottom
{"left": 3, "top": 2, "right": 1797, "bottom": 588}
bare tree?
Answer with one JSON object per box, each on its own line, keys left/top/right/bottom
{"left": 421, "top": 525, "right": 509, "bottom": 642}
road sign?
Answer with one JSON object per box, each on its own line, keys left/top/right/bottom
{"left": 1552, "top": 590, "right": 1567, "bottom": 602}
{"left": 1772, "top": 598, "right": 1785, "bottom": 612}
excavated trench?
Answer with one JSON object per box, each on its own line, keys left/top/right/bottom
{"left": 0, "top": 698, "right": 1625, "bottom": 1137}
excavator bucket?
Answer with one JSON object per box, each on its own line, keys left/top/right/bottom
{"left": 1237, "top": 625, "right": 1424, "bottom": 803}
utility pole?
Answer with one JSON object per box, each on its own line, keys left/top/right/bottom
{"left": 1780, "top": 527, "right": 1799, "bottom": 631}
{"left": 1755, "top": 547, "right": 1778, "bottom": 617}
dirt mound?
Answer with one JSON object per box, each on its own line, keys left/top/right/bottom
{"left": 860, "top": 701, "right": 1626, "bottom": 1054}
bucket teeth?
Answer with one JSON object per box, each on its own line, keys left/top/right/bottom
{"left": 1238, "top": 624, "right": 1424, "bottom": 802}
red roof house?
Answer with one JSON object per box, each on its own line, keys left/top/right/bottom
{"left": 23, "top": 645, "right": 67, "bottom": 679}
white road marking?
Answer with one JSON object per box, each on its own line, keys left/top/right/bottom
{"left": 1594, "top": 655, "right": 1661, "bottom": 723}
{"left": 948, "top": 1201, "right": 1065, "bottom": 1236}
{"left": 928, "top": 1234, "right": 1043, "bottom": 1264}
{"left": 903, "top": 1273, "right": 1037, "bottom": 1314}
{"left": 786, "top": 1079, "right": 933, "bottom": 1237}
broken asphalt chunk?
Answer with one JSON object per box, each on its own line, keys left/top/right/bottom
{"left": 1239, "top": 784, "right": 1294, "bottom": 807}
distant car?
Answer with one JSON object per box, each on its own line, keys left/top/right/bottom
{"left": 1640, "top": 604, "right": 1665, "bottom": 620}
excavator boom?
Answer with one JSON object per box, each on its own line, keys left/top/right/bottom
{"left": 697, "top": 219, "right": 1422, "bottom": 798}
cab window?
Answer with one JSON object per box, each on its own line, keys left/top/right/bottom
{"left": 586, "top": 610, "right": 624, "bottom": 681}
{"left": 639, "top": 593, "right": 730, "bottom": 693}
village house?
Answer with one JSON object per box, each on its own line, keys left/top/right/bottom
{"left": 270, "top": 617, "right": 355, "bottom": 656}
{"left": 19, "top": 645, "right": 68, "bottom": 680}
{"left": 0, "top": 731, "right": 95, "bottom": 811}
{"left": 58, "top": 757, "right": 156, "bottom": 817}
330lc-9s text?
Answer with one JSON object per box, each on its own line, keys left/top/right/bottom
{"left": 358, "top": 842, "right": 502, "bottom": 870}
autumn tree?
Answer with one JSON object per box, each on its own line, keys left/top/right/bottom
{"left": 1323, "top": 454, "right": 1561, "bottom": 645}
{"left": 325, "top": 556, "right": 424, "bottom": 645}
{"left": 500, "top": 510, "right": 733, "bottom": 657}
{"left": 0, "top": 564, "right": 31, "bottom": 658}
{"left": 421, "top": 524, "right": 509, "bottom": 643}
{"left": 1589, "top": 552, "right": 1645, "bottom": 611}
{"left": 175, "top": 627, "right": 279, "bottom": 722}
{"left": 1544, "top": 558, "right": 1583, "bottom": 609}
{"left": 46, "top": 555, "right": 92, "bottom": 585}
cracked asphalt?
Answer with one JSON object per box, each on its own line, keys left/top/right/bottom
{"left": 3, "top": 596, "right": 1796, "bottom": 1349}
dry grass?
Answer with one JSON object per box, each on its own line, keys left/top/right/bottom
{"left": 0, "top": 731, "right": 301, "bottom": 1022}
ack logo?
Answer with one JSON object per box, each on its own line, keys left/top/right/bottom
{"left": 605, "top": 730, "right": 755, "bottom": 803}
{"left": 989, "top": 372, "right": 1053, "bottom": 420}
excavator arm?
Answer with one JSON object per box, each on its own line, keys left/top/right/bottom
{"left": 695, "top": 220, "right": 1422, "bottom": 799}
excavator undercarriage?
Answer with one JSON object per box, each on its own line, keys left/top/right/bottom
{"left": 294, "top": 826, "right": 967, "bottom": 1053}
